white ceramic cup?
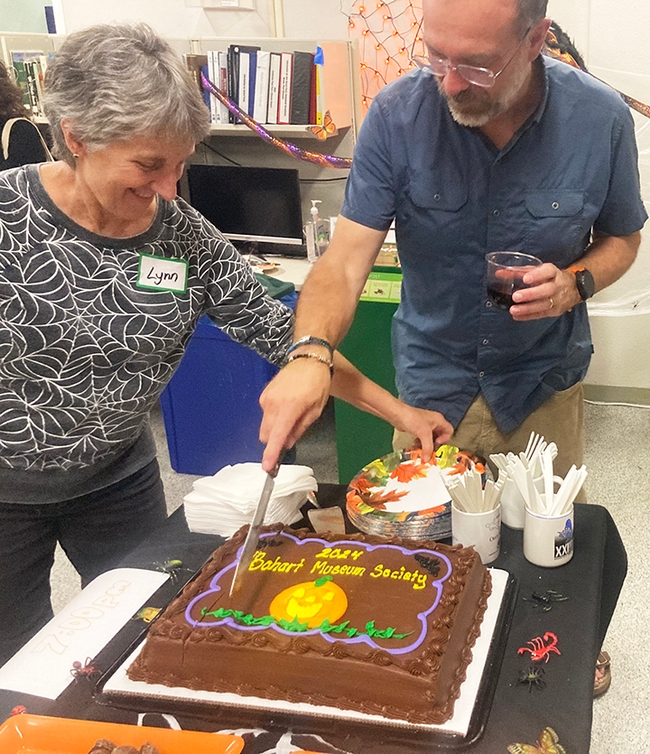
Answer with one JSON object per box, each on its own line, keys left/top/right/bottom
{"left": 451, "top": 503, "right": 501, "bottom": 564}
{"left": 502, "top": 474, "right": 565, "bottom": 530}
{"left": 523, "top": 505, "right": 574, "bottom": 568}
{"left": 500, "top": 477, "right": 526, "bottom": 529}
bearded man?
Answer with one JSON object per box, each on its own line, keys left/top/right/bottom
{"left": 260, "top": 0, "right": 646, "bottom": 481}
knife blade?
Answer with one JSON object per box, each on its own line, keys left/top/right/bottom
{"left": 229, "top": 459, "right": 281, "bottom": 596}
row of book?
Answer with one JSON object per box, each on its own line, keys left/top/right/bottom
{"left": 11, "top": 52, "right": 49, "bottom": 119}
{"left": 185, "top": 45, "right": 326, "bottom": 127}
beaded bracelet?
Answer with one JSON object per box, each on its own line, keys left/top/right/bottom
{"left": 285, "top": 351, "right": 334, "bottom": 376}
{"left": 287, "top": 335, "right": 333, "bottom": 359}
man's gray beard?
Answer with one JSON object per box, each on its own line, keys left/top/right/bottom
{"left": 439, "top": 65, "right": 530, "bottom": 127}
{"left": 444, "top": 91, "right": 501, "bottom": 127}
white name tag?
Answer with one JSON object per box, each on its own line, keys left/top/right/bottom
{"left": 137, "top": 253, "right": 188, "bottom": 293}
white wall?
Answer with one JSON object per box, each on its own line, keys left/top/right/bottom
{"left": 547, "top": 0, "right": 650, "bottom": 394}
{"left": 57, "top": 0, "right": 349, "bottom": 39}
{"left": 0, "top": 0, "right": 48, "bottom": 33}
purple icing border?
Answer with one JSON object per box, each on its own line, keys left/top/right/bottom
{"left": 185, "top": 532, "right": 452, "bottom": 656}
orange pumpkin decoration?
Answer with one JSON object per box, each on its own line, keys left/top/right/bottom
{"left": 269, "top": 576, "right": 348, "bottom": 629}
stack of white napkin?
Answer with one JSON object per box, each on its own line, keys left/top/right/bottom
{"left": 183, "top": 463, "right": 318, "bottom": 536}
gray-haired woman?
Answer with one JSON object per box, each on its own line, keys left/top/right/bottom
{"left": 0, "top": 22, "right": 296, "bottom": 665}
{"left": 0, "top": 22, "right": 451, "bottom": 665}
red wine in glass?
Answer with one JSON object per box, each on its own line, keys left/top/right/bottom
{"left": 487, "top": 285, "right": 516, "bottom": 309}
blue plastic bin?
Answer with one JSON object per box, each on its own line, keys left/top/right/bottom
{"left": 160, "top": 292, "right": 296, "bottom": 475}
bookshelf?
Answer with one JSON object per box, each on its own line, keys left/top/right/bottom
{"left": 0, "top": 33, "right": 65, "bottom": 120}
{"left": 206, "top": 123, "right": 351, "bottom": 139}
{"left": 190, "top": 38, "right": 361, "bottom": 141}
{"left": 0, "top": 33, "right": 362, "bottom": 143}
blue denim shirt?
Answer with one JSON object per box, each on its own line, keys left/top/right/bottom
{"left": 341, "top": 57, "right": 647, "bottom": 432}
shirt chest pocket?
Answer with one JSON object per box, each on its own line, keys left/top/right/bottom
{"left": 524, "top": 190, "right": 586, "bottom": 261}
{"left": 397, "top": 176, "right": 470, "bottom": 262}
{"left": 399, "top": 178, "right": 469, "bottom": 254}
{"left": 409, "top": 181, "right": 468, "bottom": 213}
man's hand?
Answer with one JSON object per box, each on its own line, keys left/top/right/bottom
{"left": 509, "top": 263, "right": 580, "bottom": 320}
{"left": 259, "top": 359, "right": 332, "bottom": 471}
{"left": 509, "top": 232, "right": 641, "bottom": 321}
{"left": 392, "top": 404, "right": 454, "bottom": 462}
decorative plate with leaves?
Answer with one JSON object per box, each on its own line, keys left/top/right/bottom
{"left": 346, "top": 448, "right": 454, "bottom": 540}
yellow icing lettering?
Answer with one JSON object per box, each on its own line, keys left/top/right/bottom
{"left": 311, "top": 561, "right": 366, "bottom": 577}
{"left": 413, "top": 572, "right": 427, "bottom": 590}
{"left": 315, "top": 547, "right": 365, "bottom": 561}
{"left": 248, "top": 551, "right": 304, "bottom": 573}
{"left": 289, "top": 558, "right": 305, "bottom": 573}
{"left": 249, "top": 551, "right": 266, "bottom": 570}
{"left": 370, "top": 564, "right": 427, "bottom": 589}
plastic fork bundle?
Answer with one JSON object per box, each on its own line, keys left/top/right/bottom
{"left": 493, "top": 431, "right": 587, "bottom": 519}
{"left": 443, "top": 463, "right": 506, "bottom": 514}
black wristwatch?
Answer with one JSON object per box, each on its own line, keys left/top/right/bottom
{"left": 568, "top": 266, "right": 595, "bottom": 301}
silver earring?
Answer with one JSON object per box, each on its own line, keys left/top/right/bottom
{"left": 72, "top": 153, "right": 79, "bottom": 159}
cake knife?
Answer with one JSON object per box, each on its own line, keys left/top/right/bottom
{"left": 229, "top": 458, "right": 281, "bottom": 596}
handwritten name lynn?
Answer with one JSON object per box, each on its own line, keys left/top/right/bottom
{"left": 146, "top": 267, "right": 179, "bottom": 286}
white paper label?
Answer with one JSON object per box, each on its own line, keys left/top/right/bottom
{"left": 0, "top": 568, "right": 168, "bottom": 699}
{"left": 137, "top": 254, "right": 188, "bottom": 293}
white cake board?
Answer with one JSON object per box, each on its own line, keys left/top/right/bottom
{"left": 102, "top": 568, "right": 510, "bottom": 738}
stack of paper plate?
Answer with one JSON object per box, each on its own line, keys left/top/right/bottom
{"left": 346, "top": 449, "right": 453, "bottom": 540}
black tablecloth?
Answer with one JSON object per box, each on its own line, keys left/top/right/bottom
{"left": 0, "top": 486, "right": 626, "bottom": 753}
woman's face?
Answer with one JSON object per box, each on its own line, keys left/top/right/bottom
{"left": 74, "top": 134, "right": 195, "bottom": 227}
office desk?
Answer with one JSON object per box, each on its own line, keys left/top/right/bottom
{"left": 267, "top": 256, "right": 312, "bottom": 291}
{"left": 0, "top": 487, "right": 625, "bottom": 753}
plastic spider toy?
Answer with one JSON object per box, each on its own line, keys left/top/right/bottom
{"left": 523, "top": 589, "right": 568, "bottom": 612}
{"left": 152, "top": 559, "right": 190, "bottom": 583}
{"left": 70, "top": 657, "right": 100, "bottom": 681}
{"left": 516, "top": 665, "right": 546, "bottom": 692}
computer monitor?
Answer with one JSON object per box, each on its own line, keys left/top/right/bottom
{"left": 186, "top": 164, "right": 306, "bottom": 257}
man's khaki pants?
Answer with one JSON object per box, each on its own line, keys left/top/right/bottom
{"left": 393, "top": 383, "right": 586, "bottom": 500}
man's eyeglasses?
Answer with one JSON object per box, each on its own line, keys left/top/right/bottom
{"left": 410, "top": 23, "right": 532, "bottom": 89}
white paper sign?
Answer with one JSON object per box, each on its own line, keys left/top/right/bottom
{"left": 0, "top": 568, "right": 168, "bottom": 699}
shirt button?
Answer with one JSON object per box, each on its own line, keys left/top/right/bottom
{"left": 479, "top": 371, "right": 485, "bottom": 378}
{"left": 552, "top": 201, "right": 559, "bottom": 209}
{"left": 492, "top": 209, "right": 500, "bottom": 216}
{"left": 483, "top": 339, "right": 489, "bottom": 345}
{"left": 434, "top": 193, "right": 441, "bottom": 201}
{"left": 486, "top": 301, "right": 492, "bottom": 308}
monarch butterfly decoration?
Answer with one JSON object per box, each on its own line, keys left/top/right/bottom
{"left": 507, "top": 726, "right": 566, "bottom": 754}
{"left": 309, "top": 110, "right": 339, "bottom": 140}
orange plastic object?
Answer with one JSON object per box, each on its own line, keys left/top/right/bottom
{"left": 0, "top": 714, "right": 245, "bottom": 754}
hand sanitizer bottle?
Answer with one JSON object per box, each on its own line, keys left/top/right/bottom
{"left": 305, "top": 200, "right": 329, "bottom": 263}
